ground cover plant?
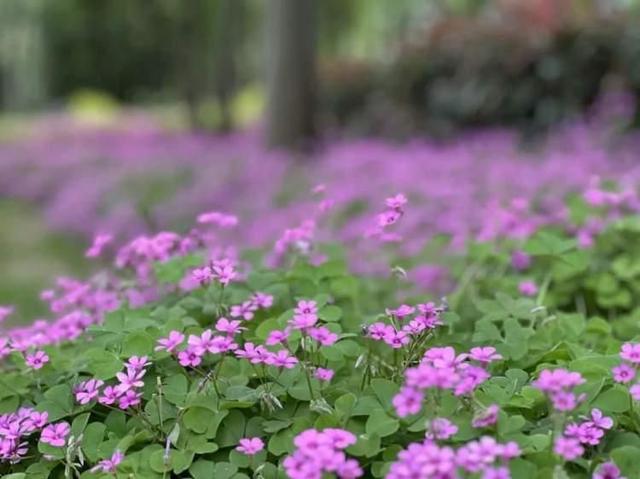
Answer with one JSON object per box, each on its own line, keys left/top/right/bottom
{"left": 2, "top": 172, "right": 640, "bottom": 478}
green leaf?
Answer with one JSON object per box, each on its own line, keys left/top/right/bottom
{"left": 84, "top": 349, "right": 123, "bottom": 380}
{"left": 122, "top": 331, "right": 154, "bottom": 356}
{"left": 370, "top": 379, "right": 399, "bottom": 412}
{"left": 592, "top": 386, "right": 631, "bottom": 413}
{"left": 184, "top": 406, "right": 217, "bottom": 434}
{"left": 366, "top": 409, "right": 399, "bottom": 437}
{"left": 82, "top": 422, "right": 106, "bottom": 462}
{"left": 319, "top": 305, "right": 342, "bottom": 322}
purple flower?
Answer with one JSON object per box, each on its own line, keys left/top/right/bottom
{"left": 155, "top": 331, "right": 185, "bottom": 353}
{"left": 265, "top": 350, "right": 298, "bottom": 369}
{"left": 25, "top": 351, "right": 49, "bottom": 370}
{"left": 554, "top": 436, "right": 584, "bottom": 461}
{"left": 620, "top": 343, "right": 640, "bottom": 363}
{"left": 472, "top": 404, "right": 499, "bottom": 428}
{"left": 469, "top": 347, "right": 503, "bottom": 364}
{"left": 74, "top": 379, "right": 104, "bottom": 405}
{"left": 314, "top": 368, "right": 334, "bottom": 382}
{"left": 426, "top": 418, "right": 458, "bottom": 440}
{"left": 118, "top": 390, "right": 142, "bottom": 409}
{"left": 178, "top": 349, "right": 203, "bottom": 368}
{"left": 90, "top": 450, "right": 124, "bottom": 473}
{"left": 115, "top": 368, "right": 146, "bottom": 393}
{"left": 612, "top": 363, "right": 636, "bottom": 383}
{"left": 392, "top": 387, "right": 423, "bottom": 417}
{"left": 236, "top": 437, "right": 264, "bottom": 455}
{"left": 309, "top": 327, "right": 338, "bottom": 346}
{"left": 40, "top": 422, "right": 70, "bottom": 447}
{"left": 518, "top": 280, "right": 538, "bottom": 296}
{"left": 593, "top": 462, "right": 625, "bottom": 479}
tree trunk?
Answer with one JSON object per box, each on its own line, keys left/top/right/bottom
{"left": 265, "top": 0, "right": 317, "bottom": 150}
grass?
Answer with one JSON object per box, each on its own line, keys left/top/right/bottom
{"left": 0, "top": 200, "right": 89, "bottom": 325}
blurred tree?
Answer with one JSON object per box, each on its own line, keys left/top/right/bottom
{"left": 0, "top": 0, "right": 47, "bottom": 111}
{"left": 265, "top": 0, "right": 317, "bottom": 150}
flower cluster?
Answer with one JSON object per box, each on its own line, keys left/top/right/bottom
{"left": 554, "top": 408, "right": 613, "bottom": 461}
{"left": 387, "top": 436, "right": 520, "bottom": 479}
{"left": 192, "top": 258, "right": 237, "bottom": 286}
{"left": 283, "top": 428, "right": 362, "bottom": 479}
{"left": 0, "top": 407, "right": 48, "bottom": 463}
{"left": 612, "top": 343, "right": 640, "bottom": 400}
{"left": 393, "top": 346, "right": 501, "bottom": 417}
{"left": 74, "top": 356, "right": 150, "bottom": 410}
{"left": 367, "top": 302, "right": 443, "bottom": 349}
{"left": 532, "top": 368, "right": 586, "bottom": 412}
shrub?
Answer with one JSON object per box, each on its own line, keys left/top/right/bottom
{"left": 2, "top": 185, "right": 640, "bottom": 478}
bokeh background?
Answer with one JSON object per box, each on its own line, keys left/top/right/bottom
{"left": 2, "top": 0, "right": 640, "bottom": 323}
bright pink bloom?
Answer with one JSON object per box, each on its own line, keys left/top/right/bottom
{"left": 518, "top": 280, "right": 538, "bottom": 296}
{"left": 554, "top": 436, "right": 583, "bottom": 460}
{"left": 75, "top": 379, "right": 104, "bottom": 405}
{"left": 472, "top": 404, "right": 499, "bottom": 428}
{"left": 620, "top": 343, "right": 640, "bottom": 363}
{"left": 314, "top": 368, "right": 334, "bottom": 382}
{"left": 155, "top": 331, "right": 185, "bottom": 353}
{"left": 236, "top": 437, "right": 264, "bottom": 455}
{"left": 90, "top": 450, "right": 124, "bottom": 473}
{"left": 25, "top": 351, "right": 49, "bottom": 370}
{"left": 40, "top": 422, "right": 70, "bottom": 447}
{"left": 426, "top": 418, "right": 458, "bottom": 440}
{"left": 612, "top": 363, "right": 636, "bottom": 383}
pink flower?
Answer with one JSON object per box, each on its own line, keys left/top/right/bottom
{"left": 211, "top": 258, "right": 236, "bottom": 285}
{"left": 518, "top": 280, "right": 538, "bottom": 296}
{"left": 309, "top": 327, "right": 338, "bottom": 346}
{"left": 265, "top": 350, "right": 298, "bottom": 369}
{"left": 192, "top": 266, "right": 213, "bottom": 284}
{"left": 295, "top": 300, "right": 317, "bottom": 316}
{"left": 90, "top": 450, "right": 124, "bottom": 473}
{"left": 553, "top": 436, "right": 583, "bottom": 461}
{"left": 386, "top": 304, "right": 415, "bottom": 318}
{"left": 178, "top": 349, "right": 203, "bottom": 368}
{"left": 98, "top": 386, "right": 121, "bottom": 405}
{"left": 266, "top": 329, "right": 290, "bottom": 346}
{"left": 393, "top": 387, "right": 423, "bottom": 417}
{"left": 472, "top": 404, "right": 499, "bottom": 428}
{"left": 377, "top": 210, "right": 401, "bottom": 227}
{"left": 314, "top": 368, "right": 334, "bottom": 382}
{"left": 620, "top": 343, "right": 640, "bottom": 363}
{"left": 469, "top": 347, "right": 503, "bottom": 364}
{"left": 155, "top": 331, "right": 184, "bottom": 353}
{"left": 426, "top": 418, "right": 458, "bottom": 440}
{"left": 251, "top": 292, "right": 274, "bottom": 309}
{"left": 25, "top": 351, "right": 49, "bottom": 370}
{"left": 612, "top": 363, "right": 636, "bottom": 383}
{"left": 367, "top": 323, "right": 392, "bottom": 341}
{"left": 586, "top": 408, "right": 613, "bottom": 430}
{"left": 216, "top": 318, "right": 245, "bottom": 336}
{"left": 85, "top": 234, "right": 113, "bottom": 258}
{"left": 385, "top": 193, "right": 407, "bottom": 210}
{"left": 383, "top": 330, "right": 410, "bottom": 349}
{"left": 118, "top": 390, "right": 142, "bottom": 409}
{"left": 75, "top": 379, "right": 104, "bottom": 405}
{"left": 230, "top": 301, "right": 257, "bottom": 320}
{"left": 188, "top": 330, "right": 218, "bottom": 355}
{"left": 115, "top": 368, "right": 145, "bottom": 393}
{"left": 236, "top": 437, "right": 264, "bottom": 455}
{"left": 126, "top": 356, "right": 150, "bottom": 372}
{"left": 235, "top": 343, "right": 269, "bottom": 364}
{"left": 593, "top": 462, "right": 624, "bottom": 479}
{"left": 40, "top": 422, "right": 70, "bottom": 447}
